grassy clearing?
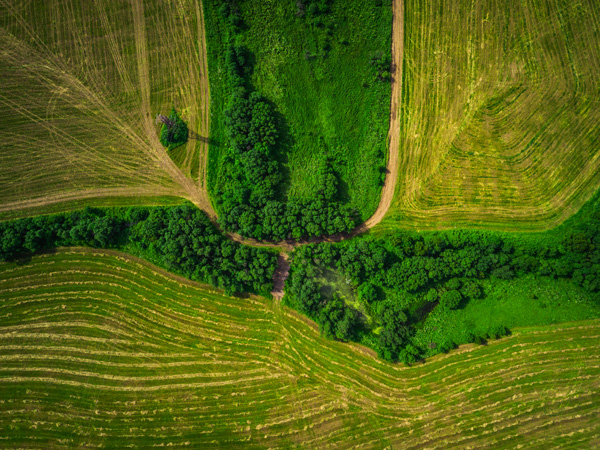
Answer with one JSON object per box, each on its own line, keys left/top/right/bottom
{"left": 0, "top": 248, "right": 599, "bottom": 448}
{"left": 382, "top": 0, "right": 600, "bottom": 232}
{"left": 315, "top": 268, "right": 379, "bottom": 331}
{"left": 0, "top": 0, "right": 212, "bottom": 219}
{"left": 412, "top": 274, "right": 600, "bottom": 358}
{"left": 205, "top": 0, "right": 392, "bottom": 221}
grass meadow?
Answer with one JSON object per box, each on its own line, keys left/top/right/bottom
{"left": 0, "top": 248, "right": 599, "bottom": 448}
{"left": 381, "top": 0, "right": 600, "bottom": 232}
{"left": 0, "top": 0, "right": 212, "bottom": 219}
{"left": 205, "top": 0, "right": 392, "bottom": 221}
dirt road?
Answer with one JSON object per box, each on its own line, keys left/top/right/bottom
{"left": 226, "top": 0, "right": 403, "bottom": 249}
{"left": 364, "top": 0, "right": 403, "bottom": 229}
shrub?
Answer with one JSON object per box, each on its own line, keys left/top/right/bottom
{"left": 445, "top": 278, "right": 462, "bottom": 290}
{"left": 358, "top": 282, "right": 378, "bottom": 303}
{"left": 488, "top": 325, "right": 510, "bottom": 340}
{"left": 439, "top": 290, "right": 462, "bottom": 309}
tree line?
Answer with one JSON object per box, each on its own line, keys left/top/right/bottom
{"left": 212, "top": 0, "right": 357, "bottom": 241}
{"left": 0, "top": 204, "right": 278, "bottom": 296}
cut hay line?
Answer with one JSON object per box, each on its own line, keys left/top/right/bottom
{"left": 1, "top": 271, "right": 267, "bottom": 325}
{"left": 0, "top": 354, "right": 250, "bottom": 370}
{"left": 0, "top": 346, "right": 194, "bottom": 359}
{"left": 0, "top": 374, "right": 288, "bottom": 392}
{"left": 1, "top": 250, "right": 599, "bottom": 447}
{"left": 0, "top": 249, "right": 600, "bottom": 448}
{"left": 0, "top": 366, "right": 271, "bottom": 383}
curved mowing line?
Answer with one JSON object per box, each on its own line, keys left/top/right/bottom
{"left": 0, "top": 250, "right": 599, "bottom": 447}
{"left": 0, "top": 0, "right": 404, "bottom": 296}
{"left": 0, "top": 0, "right": 214, "bottom": 218}
{"left": 381, "top": 0, "right": 600, "bottom": 232}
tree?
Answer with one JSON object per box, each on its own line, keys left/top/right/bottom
{"left": 425, "top": 288, "right": 438, "bottom": 303}
{"left": 159, "top": 107, "right": 189, "bottom": 150}
{"left": 439, "top": 290, "right": 462, "bottom": 309}
{"left": 358, "top": 282, "right": 378, "bottom": 303}
{"left": 461, "top": 281, "right": 483, "bottom": 299}
{"left": 488, "top": 324, "right": 510, "bottom": 340}
{"left": 318, "top": 295, "right": 358, "bottom": 341}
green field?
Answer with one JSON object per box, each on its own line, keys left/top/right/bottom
{"left": 205, "top": 0, "right": 392, "bottom": 221}
{"left": 2, "top": 0, "right": 600, "bottom": 447}
{"left": 0, "top": 0, "right": 212, "bottom": 219}
{"left": 382, "top": 0, "right": 600, "bottom": 232}
{"left": 412, "top": 274, "right": 600, "bottom": 358}
{"left": 0, "top": 249, "right": 599, "bottom": 448}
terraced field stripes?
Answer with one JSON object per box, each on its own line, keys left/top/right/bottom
{"left": 382, "top": 0, "right": 600, "bottom": 232}
{"left": 0, "top": 0, "right": 213, "bottom": 220}
{"left": 0, "top": 248, "right": 598, "bottom": 448}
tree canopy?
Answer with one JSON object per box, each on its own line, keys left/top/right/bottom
{"left": 159, "top": 107, "right": 189, "bottom": 150}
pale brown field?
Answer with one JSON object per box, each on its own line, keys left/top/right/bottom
{"left": 382, "top": 0, "right": 600, "bottom": 232}
{"left": 0, "top": 0, "right": 213, "bottom": 219}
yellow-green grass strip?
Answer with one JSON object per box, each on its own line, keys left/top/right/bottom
{"left": 0, "top": 248, "right": 599, "bottom": 448}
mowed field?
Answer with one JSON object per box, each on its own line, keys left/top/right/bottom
{"left": 382, "top": 0, "right": 600, "bottom": 231}
{"left": 0, "top": 248, "right": 599, "bottom": 448}
{"left": 0, "top": 0, "right": 212, "bottom": 220}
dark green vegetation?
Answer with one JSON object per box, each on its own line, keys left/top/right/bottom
{"left": 204, "top": 0, "right": 391, "bottom": 240}
{"left": 286, "top": 192, "right": 600, "bottom": 363}
{"left": 0, "top": 204, "right": 277, "bottom": 295}
{"left": 159, "top": 107, "right": 189, "bottom": 150}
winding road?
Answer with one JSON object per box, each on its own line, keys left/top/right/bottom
{"left": 5, "top": 0, "right": 403, "bottom": 298}
{"left": 225, "top": 0, "right": 403, "bottom": 251}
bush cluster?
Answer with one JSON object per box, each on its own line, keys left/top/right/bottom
{"left": 159, "top": 107, "right": 189, "bottom": 150}
{"left": 286, "top": 203, "right": 600, "bottom": 362}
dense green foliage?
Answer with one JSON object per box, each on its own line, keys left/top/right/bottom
{"left": 205, "top": 0, "right": 391, "bottom": 240}
{"left": 206, "top": 0, "right": 358, "bottom": 241}
{"left": 236, "top": 0, "right": 392, "bottom": 215}
{"left": 286, "top": 193, "right": 600, "bottom": 363}
{"left": 0, "top": 204, "right": 277, "bottom": 295}
{"left": 159, "top": 107, "right": 189, "bottom": 150}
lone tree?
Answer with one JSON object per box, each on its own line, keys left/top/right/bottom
{"left": 157, "top": 107, "right": 188, "bottom": 150}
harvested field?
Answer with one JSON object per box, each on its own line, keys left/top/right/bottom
{"left": 0, "top": 248, "right": 599, "bottom": 448}
{"left": 383, "top": 0, "right": 600, "bottom": 232}
{"left": 0, "top": 0, "right": 212, "bottom": 219}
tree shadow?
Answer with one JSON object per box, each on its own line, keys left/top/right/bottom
{"left": 188, "top": 130, "right": 219, "bottom": 147}
{"left": 11, "top": 247, "right": 59, "bottom": 266}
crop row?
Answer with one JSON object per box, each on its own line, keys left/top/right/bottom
{"left": 0, "top": 249, "right": 598, "bottom": 448}
{"left": 385, "top": 0, "right": 600, "bottom": 231}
